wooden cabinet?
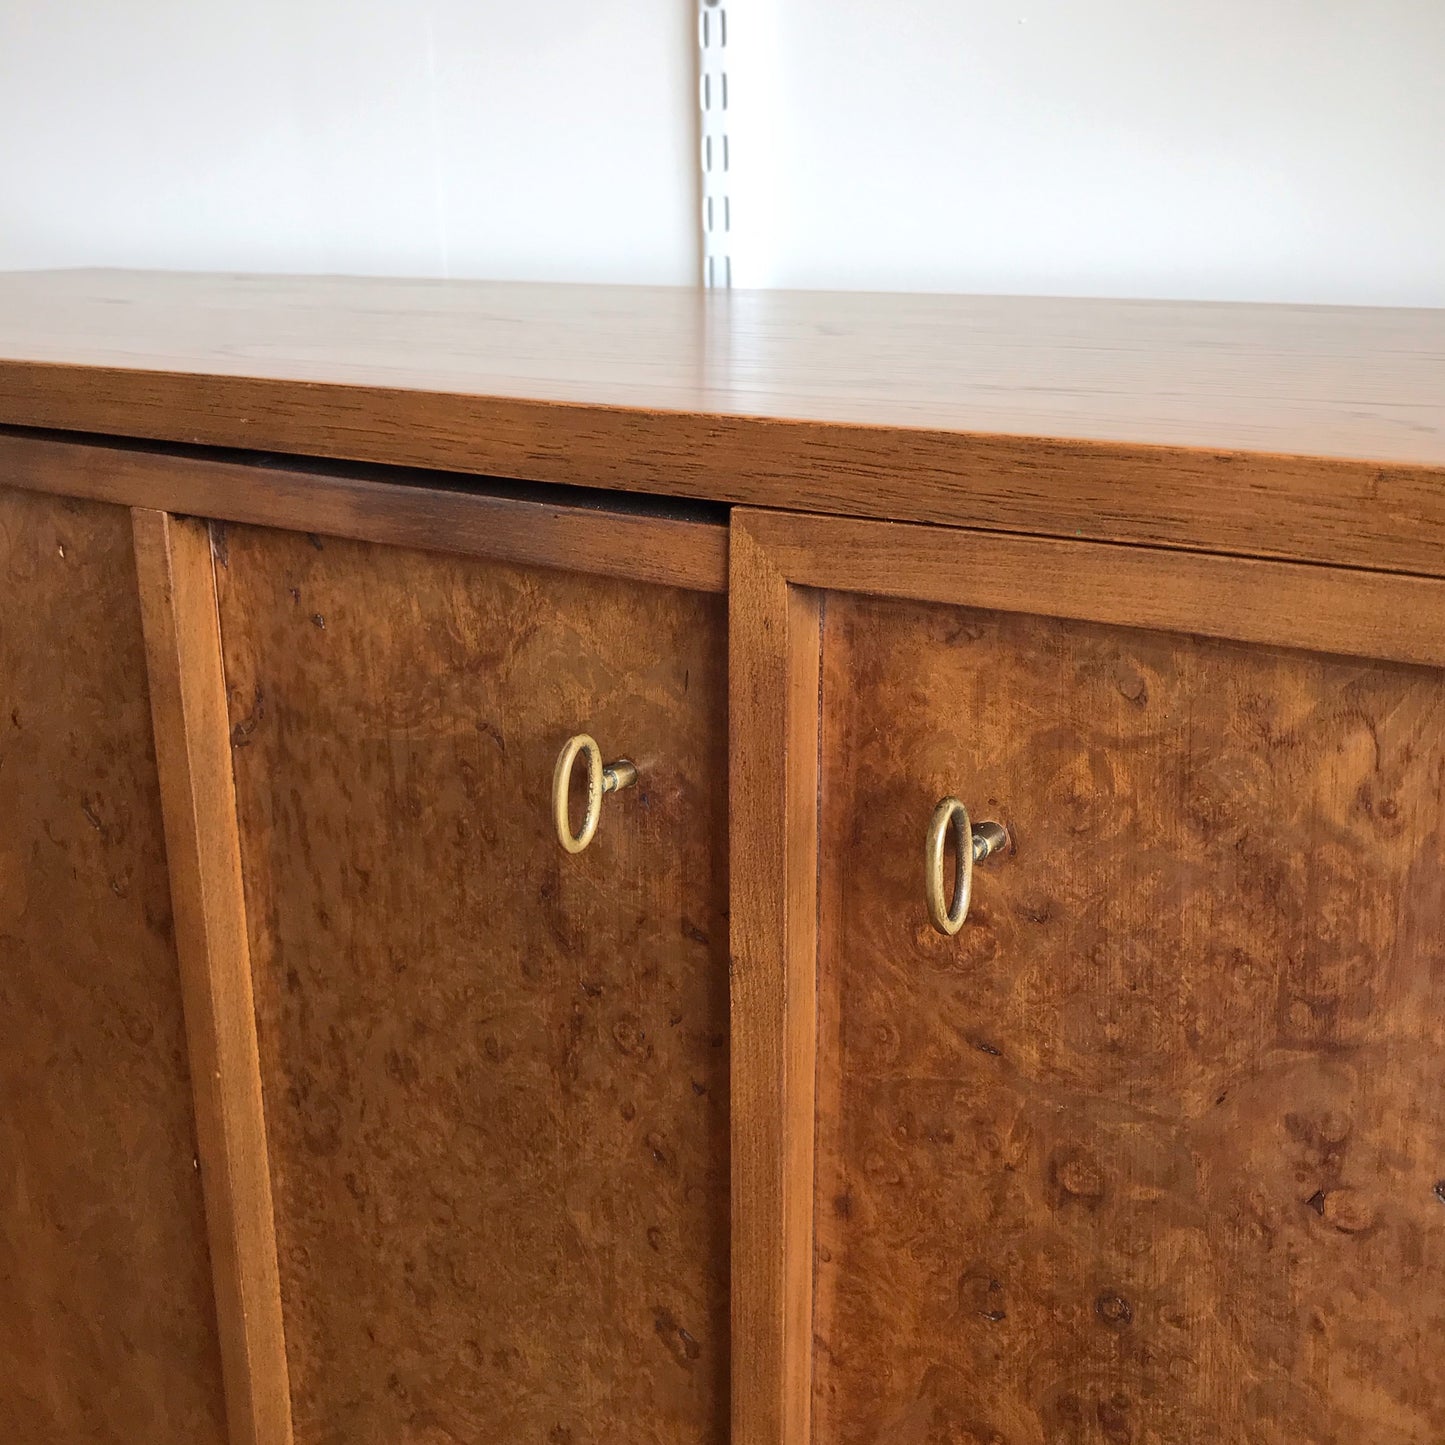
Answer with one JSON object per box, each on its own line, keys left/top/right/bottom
{"left": 0, "top": 274, "right": 1443, "bottom": 1445}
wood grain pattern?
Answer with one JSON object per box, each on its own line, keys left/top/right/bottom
{"left": 727, "top": 524, "right": 822, "bottom": 1445}
{"left": 213, "top": 522, "right": 730, "bottom": 1445}
{"left": 0, "top": 431, "right": 727, "bottom": 595}
{"left": 814, "top": 592, "right": 1445, "bottom": 1445}
{"left": 133, "top": 510, "right": 294, "bottom": 1445}
{"left": 1, "top": 272, "right": 1444, "bottom": 573}
{"left": 0, "top": 486, "right": 227, "bottom": 1443}
{"left": 739, "top": 508, "right": 1445, "bottom": 669}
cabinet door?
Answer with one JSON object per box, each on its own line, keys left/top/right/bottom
{"left": 0, "top": 488, "right": 228, "bottom": 1443}
{"left": 729, "top": 509, "right": 1445, "bottom": 1445}
{"left": 815, "top": 595, "right": 1445, "bottom": 1444}
{"left": 214, "top": 522, "right": 729, "bottom": 1445}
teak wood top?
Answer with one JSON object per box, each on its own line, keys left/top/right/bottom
{"left": 1, "top": 269, "right": 1443, "bottom": 572}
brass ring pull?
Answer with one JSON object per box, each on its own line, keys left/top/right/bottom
{"left": 552, "top": 733, "right": 638, "bottom": 854}
{"left": 925, "top": 797, "right": 1008, "bottom": 935}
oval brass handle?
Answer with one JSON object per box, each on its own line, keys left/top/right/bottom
{"left": 925, "top": 797, "right": 1008, "bottom": 935}
{"left": 553, "top": 733, "right": 638, "bottom": 854}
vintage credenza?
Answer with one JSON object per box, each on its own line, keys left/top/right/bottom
{"left": 1, "top": 272, "right": 1443, "bottom": 1445}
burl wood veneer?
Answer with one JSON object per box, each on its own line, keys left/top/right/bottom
{"left": 0, "top": 486, "right": 228, "bottom": 1443}
{"left": 212, "top": 522, "right": 730, "bottom": 1445}
{"left": 814, "top": 594, "right": 1445, "bottom": 1444}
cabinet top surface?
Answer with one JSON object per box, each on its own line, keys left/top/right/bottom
{"left": 2, "top": 269, "right": 1441, "bottom": 465}
{"left": 2, "top": 270, "right": 1444, "bottom": 575}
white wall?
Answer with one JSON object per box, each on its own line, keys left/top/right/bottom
{"left": 0, "top": 0, "right": 699, "bottom": 284}
{"left": 2, "top": 1, "right": 1443, "bottom": 306}
{"left": 727, "top": 0, "right": 1445, "bottom": 305}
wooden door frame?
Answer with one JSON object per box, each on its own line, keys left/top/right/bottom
{"left": 726, "top": 504, "right": 1445, "bottom": 1445}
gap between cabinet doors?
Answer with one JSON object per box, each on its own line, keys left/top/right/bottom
{"left": 121, "top": 464, "right": 730, "bottom": 1445}
{"left": 724, "top": 505, "right": 1445, "bottom": 1445}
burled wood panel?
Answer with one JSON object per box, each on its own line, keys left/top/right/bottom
{"left": 0, "top": 486, "right": 227, "bottom": 1443}
{"left": 815, "top": 593, "right": 1445, "bottom": 1445}
{"left": 215, "top": 523, "right": 729, "bottom": 1445}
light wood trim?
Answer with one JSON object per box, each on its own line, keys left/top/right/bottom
{"left": 741, "top": 508, "right": 1445, "bottom": 669}
{"left": 132, "top": 510, "right": 293, "bottom": 1445}
{"left": 728, "top": 520, "right": 821, "bottom": 1445}
{"left": 1, "top": 431, "right": 727, "bottom": 593}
